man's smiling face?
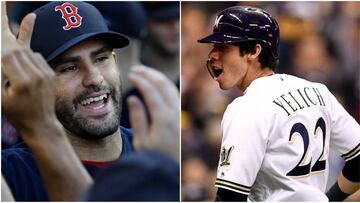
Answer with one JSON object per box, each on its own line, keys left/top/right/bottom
{"left": 51, "top": 38, "right": 122, "bottom": 139}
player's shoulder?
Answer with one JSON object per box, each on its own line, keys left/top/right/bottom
{"left": 248, "top": 73, "right": 332, "bottom": 99}
{"left": 119, "top": 126, "right": 135, "bottom": 154}
{"left": 282, "top": 74, "right": 335, "bottom": 103}
{"left": 2, "top": 143, "right": 39, "bottom": 177}
{"left": 227, "top": 74, "right": 288, "bottom": 111}
{"left": 120, "top": 126, "right": 133, "bottom": 139}
{"left": 224, "top": 90, "right": 268, "bottom": 122}
{"left": 281, "top": 74, "right": 330, "bottom": 90}
{"left": 2, "top": 142, "right": 32, "bottom": 162}
{"left": 2, "top": 143, "right": 48, "bottom": 201}
{"left": 226, "top": 74, "right": 333, "bottom": 116}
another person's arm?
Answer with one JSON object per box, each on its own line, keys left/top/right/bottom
{"left": 345, "top": 188, "right": 360, "bottom": 201}
{"left": 326, "top": 156, "right": 360, "bottom": 201}
{"left": 127, "top": 65, "right": 180, "bottom": 162}
{"left": 1, "top": 3, "right": 92, "bottom": 200}
{"left": 326, "top": 88, "right": 360, "bottom": 201}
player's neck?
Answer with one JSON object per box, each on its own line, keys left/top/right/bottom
{"left": 66, "top": 129, "right": 123, "bottom": 162}
{"left": 239, "top": 66, "right": 274, "bottom": 92}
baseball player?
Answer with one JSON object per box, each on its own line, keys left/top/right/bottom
{"left": 2, "top": 1, "right": 179, "bottom": 201}
{"left": 197, "top": 6, "right": 360, "bottom": 201}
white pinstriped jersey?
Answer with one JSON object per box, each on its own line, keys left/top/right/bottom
{"left": 215, "top": 74, "right": 360, "bottom": 201}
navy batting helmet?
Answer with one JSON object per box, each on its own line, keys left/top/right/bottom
{"left": 198, "top": 6, "right": 280, "bottom": 59}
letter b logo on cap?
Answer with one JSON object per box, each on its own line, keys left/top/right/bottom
{"left": 55, "top": 2, "right": 82, "bottom": 30}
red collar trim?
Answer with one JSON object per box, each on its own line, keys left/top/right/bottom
{"left": 81, "top": 160, "right": 117, "bottom": 167}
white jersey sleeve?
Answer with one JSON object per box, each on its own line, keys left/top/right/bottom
{"left": 215, "top": 96, "right": 270, "bottom": 195}
{"left": 327, "top": 87, "right": 360, "bottom": 161}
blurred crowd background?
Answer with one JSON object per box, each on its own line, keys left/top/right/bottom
{"left": 181, "top": 1, "right": 360, "bottom": 201}
{"left": 2, "top": 1, "right": 179, "bottom": 146}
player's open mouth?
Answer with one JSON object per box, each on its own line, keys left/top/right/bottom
{"left": 206, "top": 59, "right": 223, "bottom": 78}
{"left": 80, "top": 93, "right": 108, "bottom": 108}
{"left": 79, "top": 93, "right": 111, "bottom": 117}
{"left": 212, "top": 68, "right": 223, "bottom": 77}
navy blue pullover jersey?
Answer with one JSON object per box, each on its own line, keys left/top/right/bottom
{"left": 1, "top": 126, "right": 133, "bottom": 201}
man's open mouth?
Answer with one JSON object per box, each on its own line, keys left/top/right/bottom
{"left": 206, "top": 59, "right": 223, "bottom": 78}
{"left": 212, "top": 68, "right": 223, "bottom": 77}
{"left": 80, "top": 93, "right": 109, "bottom": 110}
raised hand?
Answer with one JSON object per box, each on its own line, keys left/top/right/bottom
{"left": 17, "top": 12, "right": 36, "bottom": 48}
{"left": 1, "top": 49, "right": 56, "bottom": 134}
{"left": 1, "top": 2, "right": 57, "bottom": 133}
{"left": 127, "top": 66, "right": 180, "bottom": 162}
{"left": 1, "top": 4, "right": 92, "bottom": 201}
{"left": 1, "top": 2, "right": 35, "bottom": 52}
{"left": 1, "top": 2, "right": 21, "bottom": 52}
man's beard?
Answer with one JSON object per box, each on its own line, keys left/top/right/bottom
{"left": 55, "top": 84, "right": 122, "bottom": 140}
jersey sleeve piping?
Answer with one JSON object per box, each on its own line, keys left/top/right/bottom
{"left": 341, "top": 143, "right": 360, "bottom": 161}
{"left": 215, "top": 178, "right": 251, "bottom": 195}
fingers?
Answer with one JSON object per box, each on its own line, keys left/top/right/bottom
{"left": 132, "top": 65, "right": 179, "bottom": 109}
{"left": 127, "top": 96, "right": 148, "bottom": 150}
{"left": 2, "top": 3, "right": 36, "bottom": 52}
{"left": 127, "top": 67, "right": 180, "bottom": 160}
{"left": 17, "top": 13, "right": 36, "bottom": 48}
{"left": 128, "top": 68, "right": 167, "bottom": 123}
{"left": 1, "top": 51, "right": 32, "bottom": 119}
{"left": 1, "top": 2, "right": 21, "bottom": 54}
{"left": 30, "top": 52, "right": 55, "bottom": 78}
{"left": 2, "top": 48, "right": 57, "bottom": 132}
{"left": 1, "top": 2, "right": 9, "bottom": 32}
{"left": 2, "top": 50, "right": 30, "bottom": 90}
{"left": 128, "top": 66, "right": 179, "bottom": 124}
{"left": 33, "top": 53, "right": 56, "bottom": 92}
{"left": 2, "top": 49, "right": 53, "bottom": 93}
{"left": 1, "top": 68, "right": 7, "bottom": 106}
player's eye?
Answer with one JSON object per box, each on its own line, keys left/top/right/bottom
{"left": 57, "top": 65, "right": 78, "bottom": 74}
{"left": 94, "top": 53, "right": 110, "bottom": 64}
{"left": 95, "top": 56, "right": 109, "bottom": 63}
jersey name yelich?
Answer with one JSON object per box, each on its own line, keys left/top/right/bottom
{"left": 273, "top": 87, "right": 325, "bottom": 116}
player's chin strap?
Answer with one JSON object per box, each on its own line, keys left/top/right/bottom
{"left": 326, "top": 155, "right": 360, "bottom": 201}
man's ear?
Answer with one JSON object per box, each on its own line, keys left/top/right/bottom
{"left": 248, "top": 44, "right": 262, "bottom": 60}
{"left": 112, "top": 51, "right": 117, "bottom": 64}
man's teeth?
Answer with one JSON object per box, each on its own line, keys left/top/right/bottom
{"left": 80, "top": 94, "right": 107, "bottom": 106}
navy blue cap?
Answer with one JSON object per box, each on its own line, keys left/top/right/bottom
{"left": 31, "top": 1, "right": 129, "bottom": 62}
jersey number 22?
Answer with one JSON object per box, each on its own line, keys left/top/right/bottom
{"left": 287, "top": 117, "right": 326, "bottom": 177}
